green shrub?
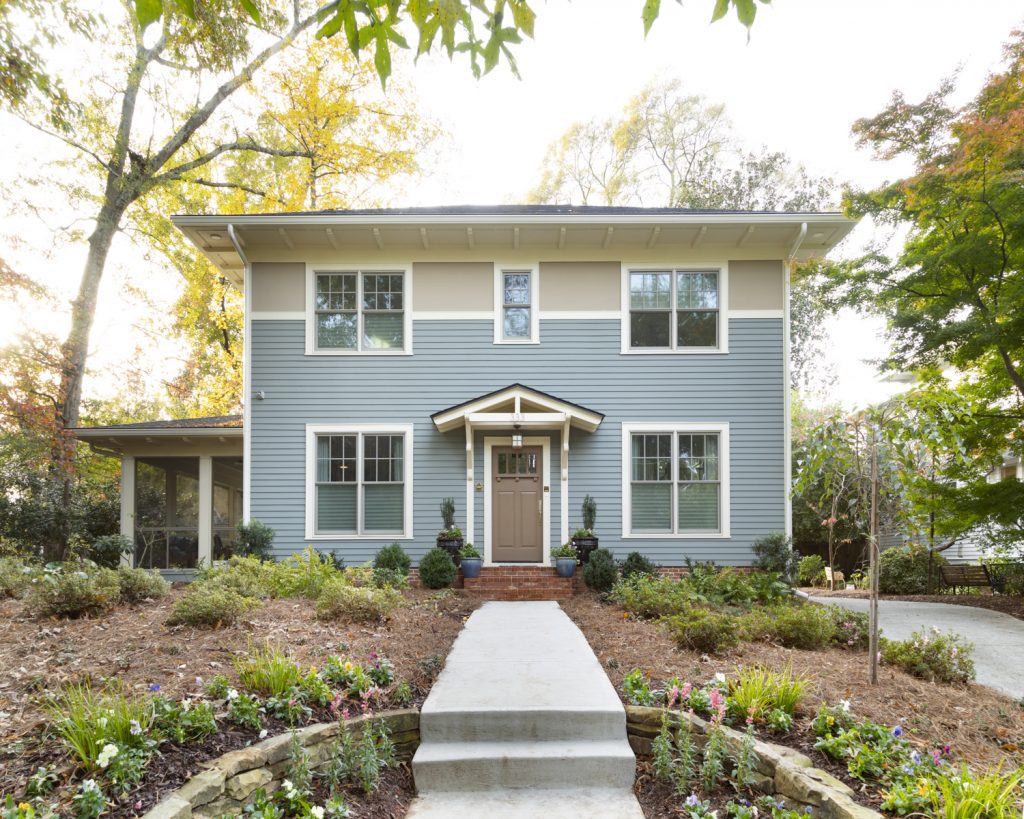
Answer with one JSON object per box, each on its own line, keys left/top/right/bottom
{"left": 166, "top": 583, "right": 259, "bottom": 627}
{"left": 206, "top": 555, "right": 277, "bottom": 598}
{"left": 235, "top": 519, "right": 275, "bottom": 560}
{"left": 87, "top": 535, "right": 133, "bottom": 569}
{"left": 610, "top": 575, "right": 694, "bottom": 619}
{"left": 371, "top": 567, "right": 409, "bottom": 589}
{"left": 0, "top": 556, "right": 36, "bottom": 598}
{"left": 315, "top": 578, "right": 402, "bottom": 621}
{"left": 878, "top": 545, "right": 946, "bottom": 594}
{"left": 583, "top": 548, "right": 617, "bottom": 592}
{"left": 116, "top": 566, "right": 170, "bottom": 603}
{"left": 812, "top": 703, "right": 857, "bottom": 738}
{"left": 752, "top": 532, "right": 799, "bottom": 582}
{"left": 271, "top": 547, "right": 339, "bottom": 598}
{"left": 880, "top": 628, "right": 975, "bottom": 684}
{"left": 741, "top": 603, "right": 835, "bottom": 650}
{"left": 824, "top": 605, "right": 870, "bottom": 650}
{"left": 374, "top": 543, "right": 411, "bottom": 576}
{"left": 661, "top": 608, "right": 739, "bottom": 654}
{"left": 27, "top": 564, "right": 121, "bottom": 618}
{"left": 419, "top": 548, "right": 456, "bottom": 589}
{"left": 797, "top": 554, "right": 826, "bottom": 587}
{"left": 729, "top": 664, "right": 810, "bottom": 721}
{"left": 925, "top": 763, "right": 1024, "bottom": 819}
{"left": 620, "top": 551, "right": 657, "bottom": 579}
{"left": 986, "top": 560, "right": 1024, "bottom": 596}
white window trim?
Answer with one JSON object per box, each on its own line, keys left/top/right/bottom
{"left": 619, "top": 262, "right": 729, "bottom": 355}
{"left": 304, "top": 423, "right": 414, "bottom": 540}
{"left": 621, "top": 421, "right": 730, "bottom": 539}
{"left": 304, "top": 263, "right": 413, "bottom": 356}
{"left": 493, "top": 262, "right": 540, "bottom": 345}
{"left": 482, "top": 435, "right": 551, "bottom": 565}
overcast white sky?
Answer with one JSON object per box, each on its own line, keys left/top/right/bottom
{"left": 1, "top": 0, "right": 1021, "bottom": 411}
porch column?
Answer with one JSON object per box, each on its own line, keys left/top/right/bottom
{"left": 561, "top": 419, "right": 570, "bottom": 546}
{"left": 465, "top": 419, "right": 474, "bottom": 547}
{"left": 120, "top": 456, "right": 135, "bottom": 567}
{"left": 198, "top": 455, "right": 213, "bottom": 566}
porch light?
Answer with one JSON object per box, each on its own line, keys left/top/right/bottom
{"left": 511, "top": 434, "right": 523, "bottom": 449}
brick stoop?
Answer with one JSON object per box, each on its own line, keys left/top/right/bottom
{"left": 461, "top": 566, "right": 583, "bottom": 600}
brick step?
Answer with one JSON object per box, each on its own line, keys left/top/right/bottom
{"left": 462, "top": 579, "right": 577, "bottom": 588}
{"left": 463, "top": 590, "right": 576, "bottom": 601}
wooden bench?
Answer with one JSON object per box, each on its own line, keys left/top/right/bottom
{"left": 939, "top": 564, "right": 992, "bottom": 593}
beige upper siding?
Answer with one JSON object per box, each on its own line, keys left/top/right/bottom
{"left": 412, "top": 262, "right": 493, "bottom": 311}
{"left": 728, "top": 260, "right": 784, "bottom": 310}
{"left": 249, "top": 257, "right": 788, "bottom": 315}
{"left": 252, "top": 262, "right": 305, "bottom": 312}
{"left": 539, "top": 261, "right": 620, "bottom": 311}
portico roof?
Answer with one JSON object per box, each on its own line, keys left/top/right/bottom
{"left": 431, "top": 384, "right": 604, "bottom": 434}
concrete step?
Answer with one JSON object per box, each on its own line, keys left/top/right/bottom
{"left": 412, "top": 739, "right": 636, "bottom": 792}
{"left": 420, "top": 705, "right": 625, "bottom": 742}
{"left": 406, "top": 787, "right": 647, "bottom": 818}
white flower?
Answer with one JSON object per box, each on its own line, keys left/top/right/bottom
{"left": 311, "top": 807, "right": 325, "bottom": 819}
{"left": 258, "top": 729, "right": 268, "bottom": 739}
{"left": 282, "top": 779, "right": 297, "bottom": 799}
{"left": 714, "top": 672, "right": 726, "bottom": 684}
{"left": 839, "top": 699, "right": 851, "bottom": 712}
{"left": 97, "top": 716, "right": 108, "bottom": 729}
{"left": 81, "top": 779, "right": 101, "bottom": 794}
{"left": 226, "top": 688, "right": 239, "bottom": 701}
{"left": 97, "top": 743, "right": 119, "bottom": 769}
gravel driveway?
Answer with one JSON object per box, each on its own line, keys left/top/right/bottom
{"left": 810, "top": 596, "right": 1024, "bottom": 701}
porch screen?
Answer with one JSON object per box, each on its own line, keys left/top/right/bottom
{"left": 316, "top": 432, "right": 405, "bottom": 534}
{"left": 134, "top": 457, "right": 200, "bottom": 569}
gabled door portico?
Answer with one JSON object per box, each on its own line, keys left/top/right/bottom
{"left": 430, "top": 384, "right": 604, "bottom": 566}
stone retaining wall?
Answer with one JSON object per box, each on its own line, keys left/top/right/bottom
{"left": 625, "top": 706, "right": 881, "bottom": 819}
{"left": 142, "top": 709, "right": 420, "bottom": 819}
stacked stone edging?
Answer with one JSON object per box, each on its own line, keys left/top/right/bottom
{"left": 142, "top": 709, "right": 420, "bottom": 819}
{"left": 625, "top": 706, "right": 881, "bottom": 819}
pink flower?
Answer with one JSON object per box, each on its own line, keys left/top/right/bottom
{"left": 666, "top": 685, "right": 681, "bottom": 709}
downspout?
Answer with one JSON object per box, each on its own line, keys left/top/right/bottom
{"left": 228, "top": 224, "right": 253, "bottom": 523}
{"left": 783, "top": 223, "right": 807, "bottom": 547}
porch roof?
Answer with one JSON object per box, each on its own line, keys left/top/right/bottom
{"left": 431, "top": 384, "right": 604, "bottom": 434}
{"left": 74, "top": 415, "right": 243, "bottom": 454}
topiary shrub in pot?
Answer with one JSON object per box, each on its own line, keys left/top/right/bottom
{"left": 436, "top": 497, "right": 464, "bottom": 566}
{"left": 419, "top": 547, "right": 457, "bottom": 589}
{"left": 459, "top": 543, "right": 483, "bottom": 578}
{"left": 583, "top": 548, "right": 617, "bottom": 592}
{"left": 571, "top": 494, "right": 599, "bottom": 563}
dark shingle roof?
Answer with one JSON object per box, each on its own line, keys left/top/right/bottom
{"left": 75, "top": 415, "right": 242, "bottom": 431}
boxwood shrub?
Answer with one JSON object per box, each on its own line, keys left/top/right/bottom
{"left": 419, "top": 547, "right": 456, "bottom": 589}
{"left": 374, "top": 542, "right": 412, "bottom": 576}
{"left": 661, "top": 608, "right": 739, "bottom": 654}
{"left": 583, "top": 548, "right": 618, "bottom": 592}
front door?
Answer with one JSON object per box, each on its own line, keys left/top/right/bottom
{"left": 492, "top": 446, "right": 544, "bottom": 562}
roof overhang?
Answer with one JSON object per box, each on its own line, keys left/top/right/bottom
{"left": 74, "top": 425, "right": 243, "bottom": 455}
{"left": 171, "top": 208, "right": 859, "bottom": 286}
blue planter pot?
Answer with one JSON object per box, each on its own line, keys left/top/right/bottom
{"left": 555, "top": 557, "right": 577, "bottom": 578}
{"left": 461, "top": 557, "right": 483, "bottom": 578}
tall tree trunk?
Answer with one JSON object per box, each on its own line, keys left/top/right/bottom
{"left": 58, "top": 209, "right": 122, "bottom": 432}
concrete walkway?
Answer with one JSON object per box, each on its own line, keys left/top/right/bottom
{"left": 811, "top": 596, "right": 1024, "bottom": 700}
{"left": 407, "top": 601, "right": 643, "bottom": 818}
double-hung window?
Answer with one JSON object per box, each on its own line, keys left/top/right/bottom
{"left": 309, "top": 426, "right": 411, "bottom": 537}
{"left": 312, "top": 269, "right": 408, "bottom": 352}
{"left": 628, "top": 269, "right": 720, "bottom": 350}
{"left": 494, "top": 265, "right": 538, "bottom": 343}
{"left": 623, "top": 423, "right": 729, "bottom": 536}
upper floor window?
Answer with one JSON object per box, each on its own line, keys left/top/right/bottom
{"left": 494, "top": 264, "right": 539, "bottom": 344}
{"left": 628, "top": 269, "right": 720, "bottom": 350}
{"left": 311, "top": 269, "right": 409, "bottom": 354}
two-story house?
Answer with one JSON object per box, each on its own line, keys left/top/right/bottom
{"left": 77, "top": 205, "right": 856, "bottom": 576}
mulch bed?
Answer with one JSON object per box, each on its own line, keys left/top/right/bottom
{"left": 802, "top": 588, "right": 1024, "bottom": 622}
{"left": 0, "top": 588, "right": 478, "bottom": 814}
{"left": 562, "top": 593, "right": 1024, "bottom": 817}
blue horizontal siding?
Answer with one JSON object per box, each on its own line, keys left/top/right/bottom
{"left": 250, "top": 317, "right": 784, "bottom": 566}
